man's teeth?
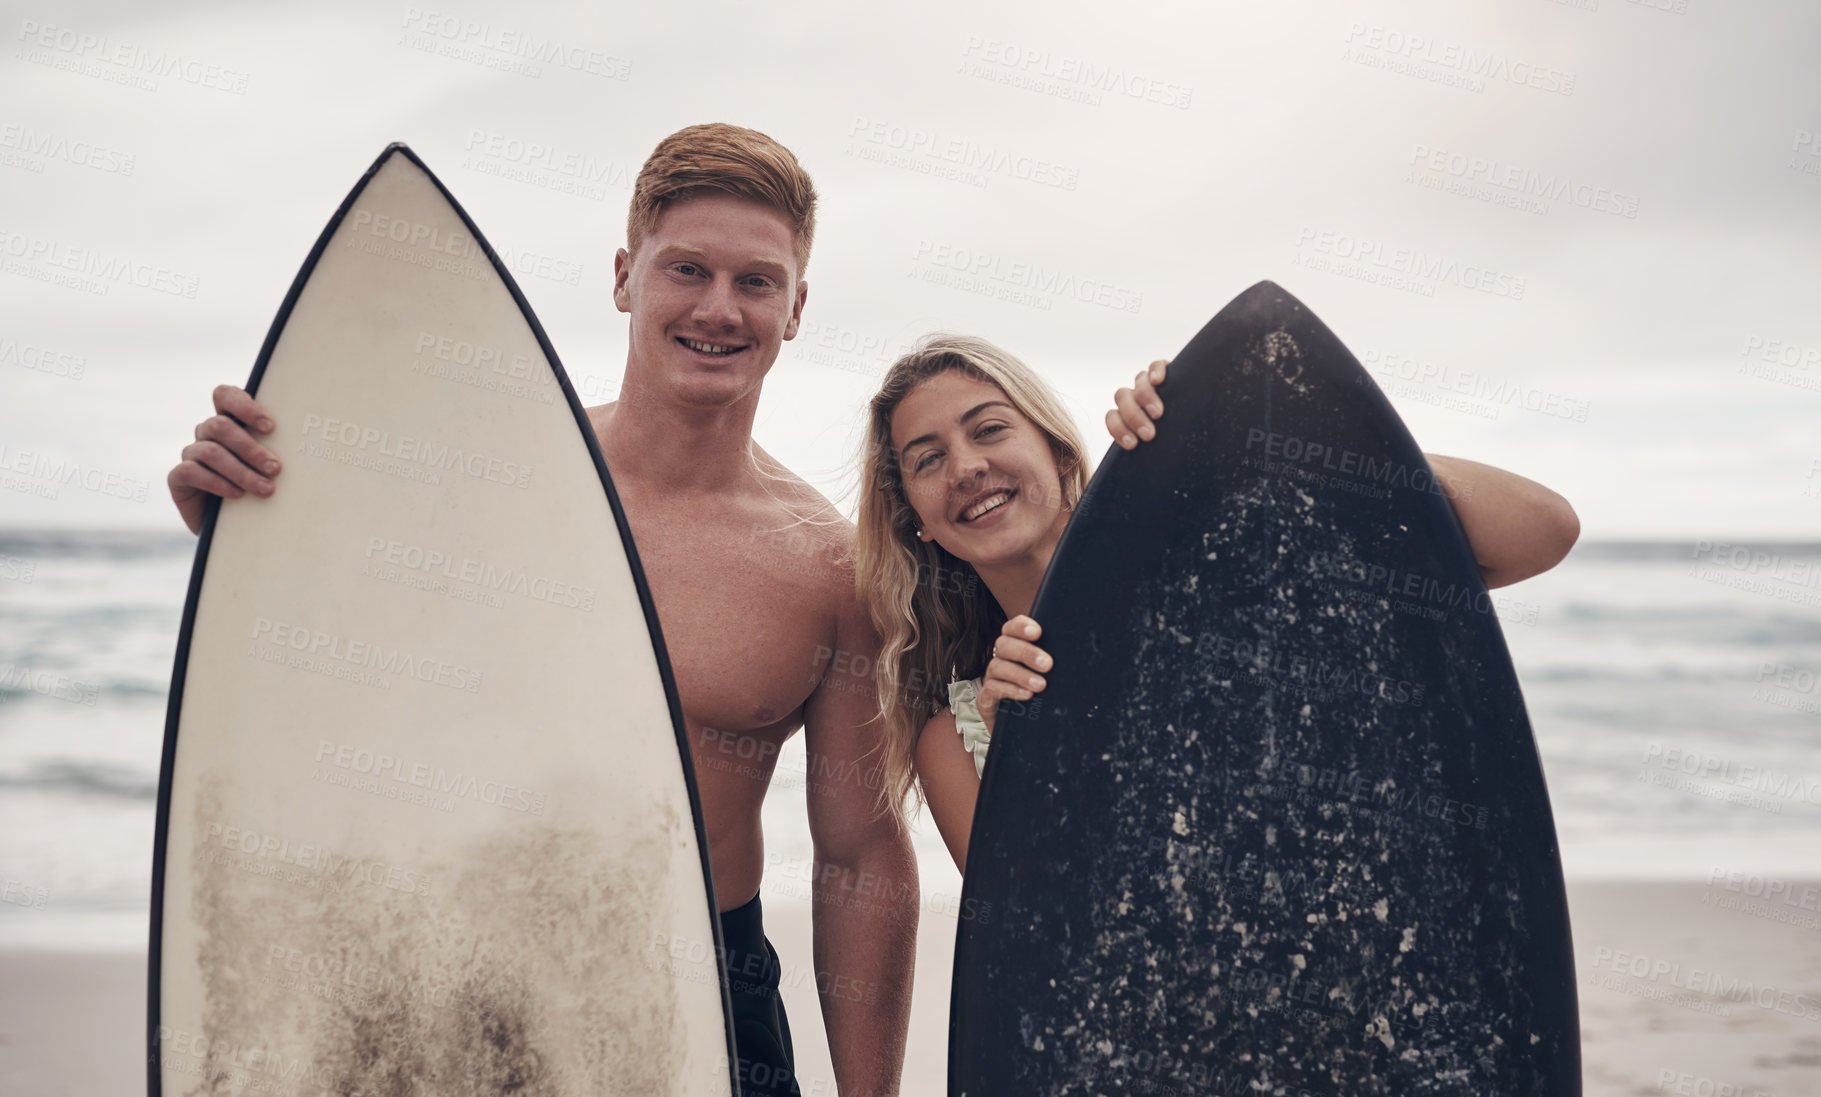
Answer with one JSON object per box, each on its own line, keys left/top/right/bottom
{"left": 963, "top": 492, "right": 1012, "bottom": 522}
{"left": 683, "top": 338, "right": 739, "bottom": 355}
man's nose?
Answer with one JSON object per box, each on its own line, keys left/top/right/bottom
{"left": 692, "top": 277, "right": 741, "bottom": 326}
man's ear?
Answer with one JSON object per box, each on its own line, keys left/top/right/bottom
{"left": 782, "top": 278, "right": 809, "bottom": 341}
{"left": 612, "top": 248, "right": 633, "bottom": 314}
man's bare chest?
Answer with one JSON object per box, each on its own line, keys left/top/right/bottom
{"left": 631, "top": 522, "right": 836, "bottom": 732}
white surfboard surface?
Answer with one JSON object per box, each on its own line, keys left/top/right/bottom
{"left": 150, "top": 145, "right": 736, "bottom": 1096}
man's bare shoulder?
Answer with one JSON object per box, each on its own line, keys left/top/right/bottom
{"left": 746, "top": 446, "right": 856, "bottom": 549}
{"left": 745, "top": 445, "right": 864, "bottom": 607}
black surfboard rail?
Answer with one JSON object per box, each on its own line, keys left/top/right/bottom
{"left": 950, "top": 281, "right": 1579, "bottom": 1096}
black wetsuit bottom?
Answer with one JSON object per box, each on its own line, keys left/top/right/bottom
{"left": 721, "top": 893, "right": 802, "bottom": 1097}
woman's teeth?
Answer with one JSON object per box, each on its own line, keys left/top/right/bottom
{"left": 963, "top": 491, "right": 1012, "bottom": 522}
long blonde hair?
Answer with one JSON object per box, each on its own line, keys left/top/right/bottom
{"left": 855, "top": 334, "right": 1091, "bottom": 819}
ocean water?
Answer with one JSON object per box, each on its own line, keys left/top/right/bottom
{"left": 0, "top": 530, "right": 1817, "bottom": 950}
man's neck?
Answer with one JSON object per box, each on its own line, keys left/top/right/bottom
{"left": 596, "top": 375, "right": 764, "bottom": 496}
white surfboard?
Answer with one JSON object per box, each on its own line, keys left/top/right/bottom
{"left": 149, "top": 145, "right": 737, "bottom": 1096}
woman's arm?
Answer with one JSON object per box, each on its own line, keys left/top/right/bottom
{"left": 1425, "top": 455, "right": 1579, "bottom": 588}
{"left": 917, "top": 712, "right": 984, "bottom": 872}
{"left": 921, "top": 617, "right": 1054, "bottom": 872}
{"left": 1105, "top": 362, "right": 1580, "bottom": 585}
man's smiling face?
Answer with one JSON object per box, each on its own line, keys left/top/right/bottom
{"left": 613, "top": 191, "right": 808, "bottom": 408}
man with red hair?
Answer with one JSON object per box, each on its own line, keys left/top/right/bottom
{"left": 169, "top": 123, "right": 916, "bottom": 1097}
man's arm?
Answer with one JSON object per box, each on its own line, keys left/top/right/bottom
{"left": 802, "top": 586, "right": 918, "bottom": 1096}
{"left": 168, "top": 385, "right": 282, "bottom": 534}
{"left": 1424, "top": 455, "right": 1580, "bottom": 588}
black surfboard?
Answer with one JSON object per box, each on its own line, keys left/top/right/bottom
{"left": 950, "top": 282, "right": 1578, "bottom": 1095}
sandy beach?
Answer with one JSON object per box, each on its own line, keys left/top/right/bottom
{"left": 0, "top": 948, "right": 146, "bottom": 1097}
{"left": 1568, "top": 881, "right": 1821, "bottom": 1097}
{"left": 5, "top": 881, "right": 1818, "bottom": 1096}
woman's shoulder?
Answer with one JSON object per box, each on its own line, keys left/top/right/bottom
{"left": 940, "top": 675, "right": 992, "bottom": 779}
{"left": 947, "top": 675, "right": 985, "bottom": 712}
{"left": 913, "top": 677, "right": 987, "bottom": 737}
{"left": 917, "top": 677, "right": 983, "bottom": 740}
{"left": 915, "top": 705, "right": 959, "bottom": 770}
{"left": 919, "top": 707, "right": 959, "bottom": 739}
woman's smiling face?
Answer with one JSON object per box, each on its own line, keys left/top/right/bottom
{"left": 889, "top": 370, "right": 1072, "bottom": 570}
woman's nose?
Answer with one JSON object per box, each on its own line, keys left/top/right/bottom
{"left": 952, "top": 444, "right": 988, "bottom": 485}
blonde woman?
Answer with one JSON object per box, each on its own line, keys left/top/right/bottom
{"left": 855, "top": 335, "right": 1579, "bottom": 871}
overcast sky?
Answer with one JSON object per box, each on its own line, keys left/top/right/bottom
{"left": 2, "top": 0, "right": 1817, "bottom": 538}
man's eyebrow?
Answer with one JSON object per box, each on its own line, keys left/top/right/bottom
{"left": 898, "top": 401, "right": 1014, "bottom": 464}
{"left": 654, "top": 245, "right": 790, "bottom": 277}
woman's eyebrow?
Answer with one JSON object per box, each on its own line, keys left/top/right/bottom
{"left": 899, "top": 401, "right": 1013, "bottom": 464}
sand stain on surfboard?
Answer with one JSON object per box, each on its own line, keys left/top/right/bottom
{"left": 186, "top": 773, "right": 684, "bottom": 1094}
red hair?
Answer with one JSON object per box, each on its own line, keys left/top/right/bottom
{"left": 626, "top": 123, "right": 818, "bottom": 276}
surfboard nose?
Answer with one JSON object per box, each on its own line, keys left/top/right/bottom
{"left": 1233, "top": 279, "right": 1305, "bottom": 316}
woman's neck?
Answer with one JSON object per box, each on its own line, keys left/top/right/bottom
{"left": 974, "top": 532, "right": 1060, "bottom": 621}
